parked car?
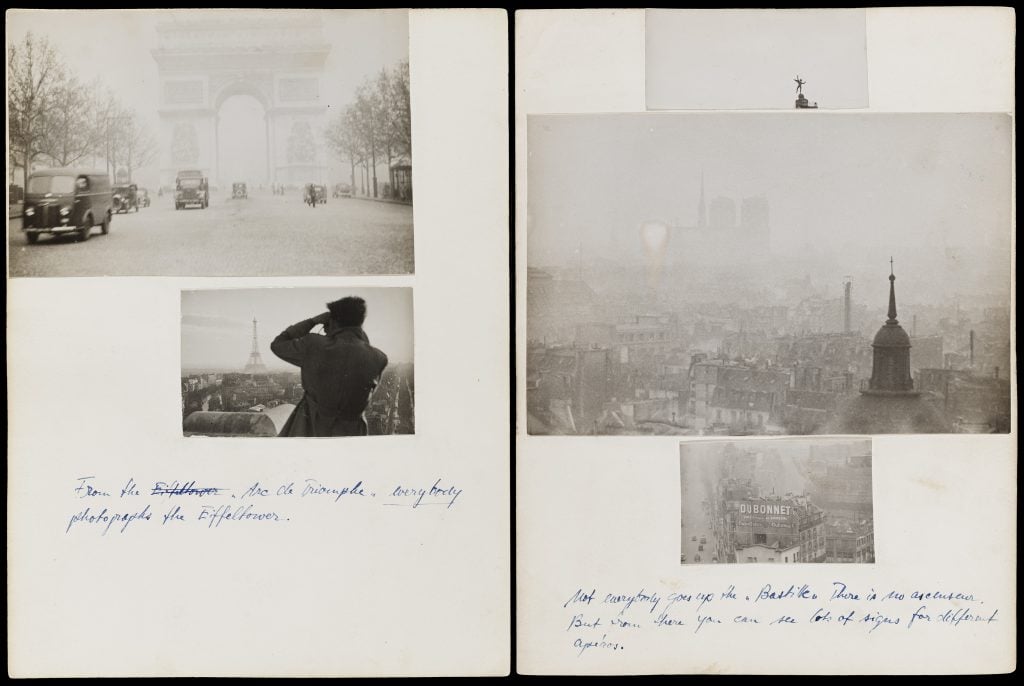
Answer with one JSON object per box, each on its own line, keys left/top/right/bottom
{"left": 333, "top": 182, "right": 352, "bottom": 198}
{"left": 112, "top": 183, "right": 139, "bottom": 213}
{"left": 232, "top": 182, "right": 248, "bottom": 199}
{"left": 21, "top": 169, "right": 112, "bottom": 244}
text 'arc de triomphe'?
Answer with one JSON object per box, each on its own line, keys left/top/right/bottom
{"left": 152, "top": 14, "right": 329, "bottom": 188}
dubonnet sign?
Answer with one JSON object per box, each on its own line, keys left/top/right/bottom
{"left": 735, "top": 500, "right": 795, "bottom": 529}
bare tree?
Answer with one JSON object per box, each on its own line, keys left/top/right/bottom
{"left": 102, "top": 102, "right": 135, "bottom": 181}
{"left": 7, "top": 32, "right": 65, "bottom": 188}
{"left": 325, "top": 108, "right": 363, "bottom": 192}
{"left": 88, "top": 88, "right": 122, "bottom": 174}
{"left": 37, "top": 73, "right": 94, "bottom": 168}
{"left": 388, "top": 60, "right": 411, "bottom": 161}
{"left": 115, "top": 113, "right": 158, "bottom": 181}
{"left": 324, "top": 61, "right": 412, "bottom": 199}
{"left": 376, "top": 68, "right": 396, "bottom": 175}
{"left": 353, "top": 83, "right": 381, "bottom": 198}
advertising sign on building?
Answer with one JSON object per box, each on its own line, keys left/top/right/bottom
{"left": 735, "top": 500, "right": 795, "bottom": 529}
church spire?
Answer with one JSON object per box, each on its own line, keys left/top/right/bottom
{"left": 697, "top": 170, "right": 706, "bottom": 229}
{"left": 866, "top": 258, "right": 915, "bottom": 394}
{"left": 887, "top": 257, "right": 898, "bottom": 324}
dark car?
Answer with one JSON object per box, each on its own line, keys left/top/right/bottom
{"left": 22, "top": 169, "right": 112, "bottom": 244}
{"left": 304, "top": 183, "right": 327, "bottom": 207}
{"left": 232, "top": 182, "right": 247, "bottom": 199}
{"left": 175, "top": 170, "right": 209, "bottom": 210}
{"left": 112, "top": 183, "right": 139, "bottom": 213}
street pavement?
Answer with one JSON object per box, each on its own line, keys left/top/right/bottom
{"left": 680, "top": 456, "right": 718, "bottom": 564}
{"left": 7, "top": 190, "right": 413, "bottom": 277}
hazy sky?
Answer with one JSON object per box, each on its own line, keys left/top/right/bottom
{"left": 646, "top": 9, "right": 868, "bottom": 109}
{"left": 527, "top": 113, "right": 1012, "bottom": 303}
{"left": 7, "top": 9, "right": 409, "bottom": 186}
{"left": 181, "top": 287, "right": 414, "bottom": 370}
{"left": 680, "top": 438, "right": 870, "bottom": 464}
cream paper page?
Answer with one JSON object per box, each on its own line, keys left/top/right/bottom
{"left": 7, "top": 9, "right": 509, "bottom": 677}
{"left": 516, "top": 7, "right": 1015, "bottom": 675}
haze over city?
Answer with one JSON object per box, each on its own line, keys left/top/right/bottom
{"left": 527, "top": 113, "right": 1012, "bottom": 309}
{"left": 181, "top": 288, "right": 414, "bottom": 372}
{"left": 527, "top": 112, "right": 1011, "bottom": 437}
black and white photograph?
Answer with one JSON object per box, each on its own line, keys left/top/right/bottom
{"left": 7, "top": 9, "right": 413, "bottom": 276}
{"left": 680, "top": 438, "right": 874, "bottom": 565}
{"left": 526, "top": 113, "right": 1012, "bottom": 436}
{"left": 181, "top": 287, "right": 414, "bottom": 437}
{"left": 646, "top": 9, "right": 868, "bottom": 110}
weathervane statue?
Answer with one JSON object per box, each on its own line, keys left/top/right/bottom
{"left": 793, "top": 74, "right": 818, "bottom": 109}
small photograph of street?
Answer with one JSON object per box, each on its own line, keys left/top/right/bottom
{"left": 8, "top": 9, "right": 413, "bottom": 277}
{"left": 679, "top": 437, "right": 874, "bottom": 565}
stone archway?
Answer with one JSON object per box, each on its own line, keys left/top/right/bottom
{"left": 152, "top": 12, "right": 330, "bottom": 189}
{"left": 211, "top": 79, "right": 273, "bottom": 186}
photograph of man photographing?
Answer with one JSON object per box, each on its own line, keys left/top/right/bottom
{"left": 271, "top": 296, "right": 389, "bottom": 437}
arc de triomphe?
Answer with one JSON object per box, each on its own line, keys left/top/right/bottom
{"left": 152, "top": 14, "right": 330, "bottom": 188}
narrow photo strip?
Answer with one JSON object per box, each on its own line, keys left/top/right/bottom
{"left": 645, "top": 9, "right": 868, "bottom": 110}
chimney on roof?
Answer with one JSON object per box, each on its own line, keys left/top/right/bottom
{"left": 843, "top": 278, "right": 852, "bottom": 334}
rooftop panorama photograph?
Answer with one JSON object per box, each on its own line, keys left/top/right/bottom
{"left": 526, "top": 113, "right": 1012, "bottom": 436}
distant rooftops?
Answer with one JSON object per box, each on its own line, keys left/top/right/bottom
{"left": 183, "top": 411, "right": 278, "bottom": 437}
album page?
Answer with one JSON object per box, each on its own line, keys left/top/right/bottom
{"left": 516, "top": 7, "right": 1015, "bottom": 675}
{"left": 8, "top": 9, "right": 509, "bottom": 677}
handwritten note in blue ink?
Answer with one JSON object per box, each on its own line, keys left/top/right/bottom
{"left": 561, "top": 582, "right": 1000, "bottom": 656}
{"left": 65, "top": 476, "right": 463, "bottom": 535}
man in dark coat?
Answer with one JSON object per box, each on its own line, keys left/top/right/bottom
{"left": 270, "top": 297, "right": 389, "bottom": 437}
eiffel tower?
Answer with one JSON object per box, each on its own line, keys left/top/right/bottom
{"left": 243, "top": 317, "right": 269, "bottom": 375}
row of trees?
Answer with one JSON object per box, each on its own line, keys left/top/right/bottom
{"left": 7, "top": 32, "right": 157, "bottom": 189}
{"left": 325, "top": 60, "right": 411, "bottom": 199}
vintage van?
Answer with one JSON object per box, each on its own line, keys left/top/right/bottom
{"left": 175, "top": 169, "right": 209, "bottom": 209}
{"left": 22, "top": 169, "right": 113, "bottom": 244}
